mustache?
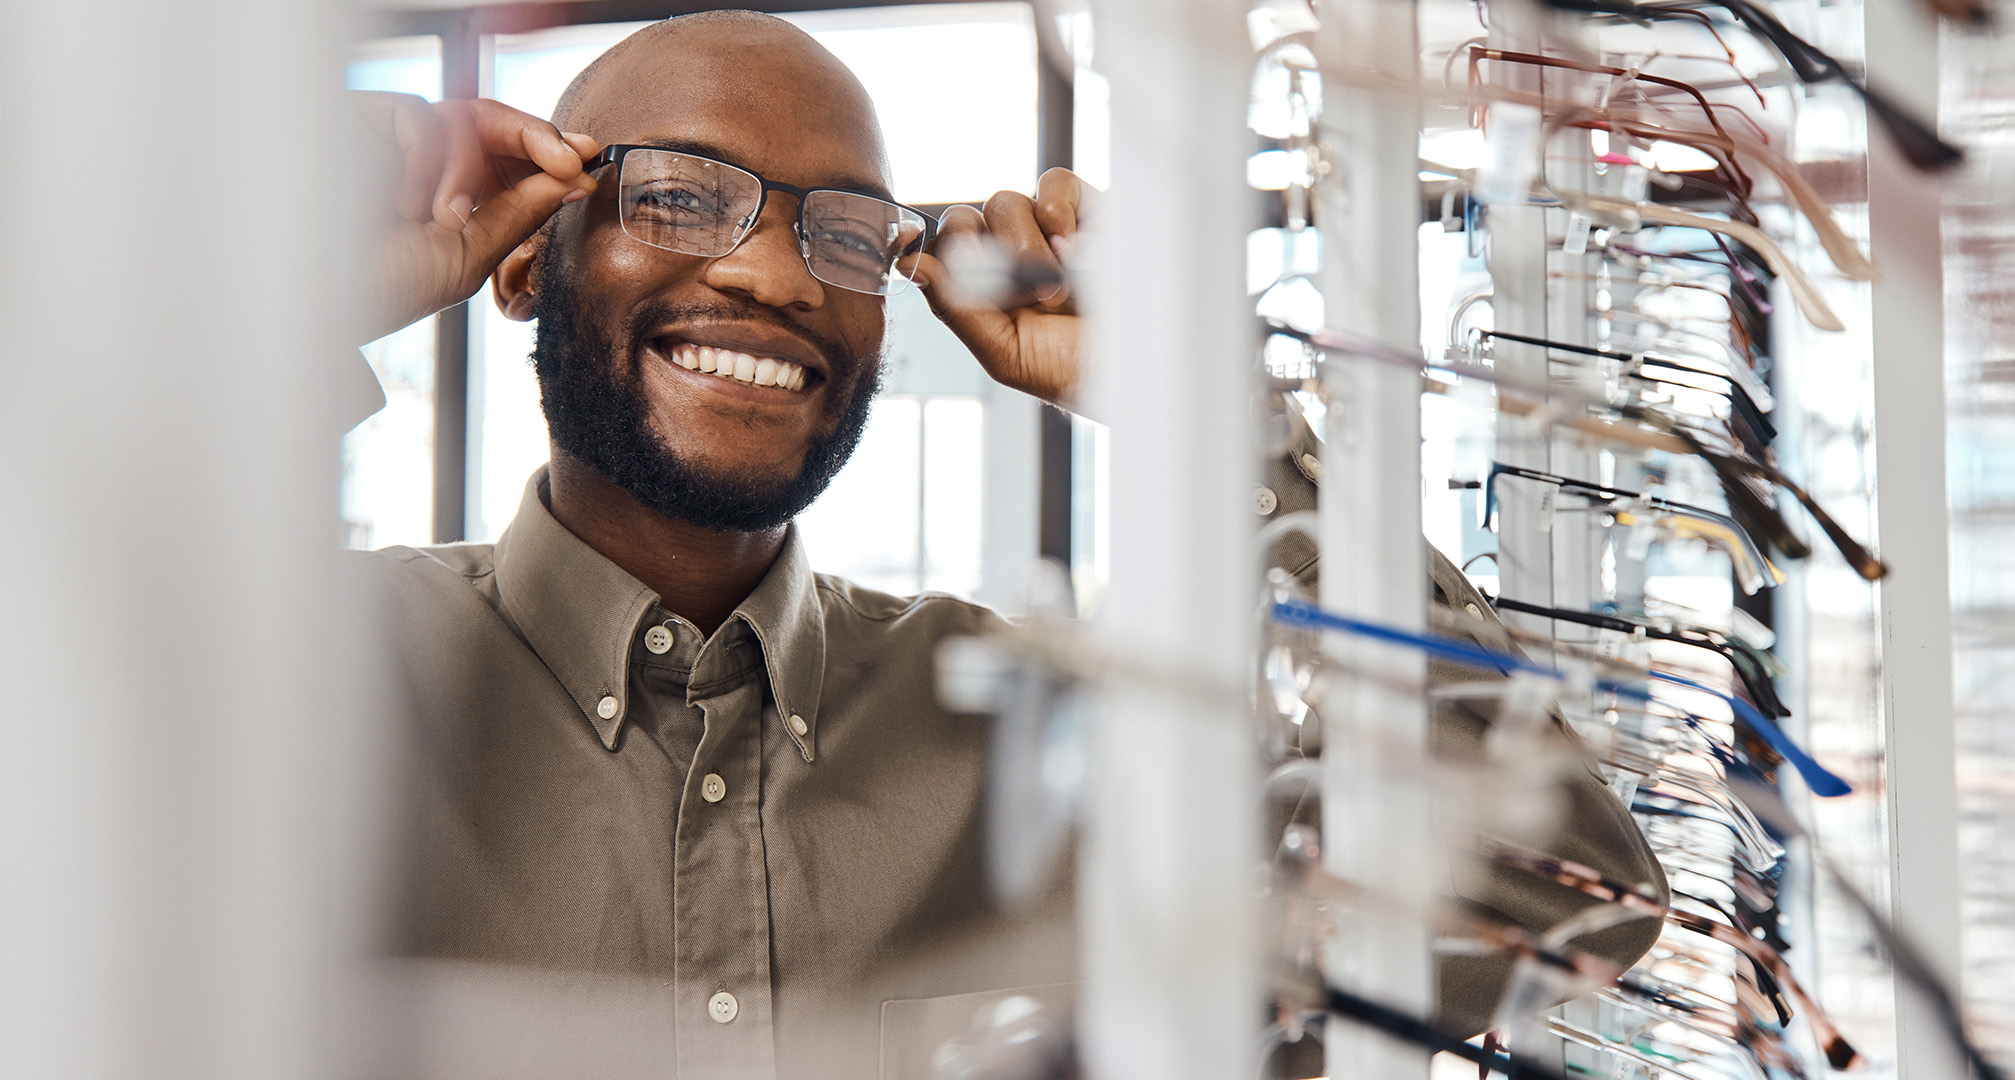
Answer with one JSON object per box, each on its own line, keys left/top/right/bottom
{"left": 624, "top": 299, "right": 853, "bottom": 377}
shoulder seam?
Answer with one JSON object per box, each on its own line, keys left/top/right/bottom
{"left": 815, "top": 579, "right": 987, "bottom": 623}
{"left": 362, "top": 545, "right": 495, "bottom": 585}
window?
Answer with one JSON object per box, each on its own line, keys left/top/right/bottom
{"left": 342, "top": 37, "right": 442, "bottom": 550}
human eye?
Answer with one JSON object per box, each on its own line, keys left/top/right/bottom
{"left": 630, "top": 181, "right": 730, "bottom": 222}
{"left": 810, "top": 222, "right": 890, "bottom": 261}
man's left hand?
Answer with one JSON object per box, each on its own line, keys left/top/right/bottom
{"left": 908, "top": 168, "right": 1087, "bottom": 410}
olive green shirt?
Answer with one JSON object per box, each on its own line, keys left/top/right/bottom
{"left": 359, "top": 455, "right": 1662, "bottom": 1079}
{"left": 361, "top": 468, "right": 1069, "bottom": 1080}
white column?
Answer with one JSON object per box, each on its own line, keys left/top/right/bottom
{"left": 1316, "top": 1, "right": 1433, "bottom": 1076}
{"left": 1864, "top": 6, "right": 1965, "bottom": 1077}
{"left": 1078, "top": 0, "right": 1258, "bottom": 1077}
{"left": 0, "top": 4, "right": 384, "bottom": 1080}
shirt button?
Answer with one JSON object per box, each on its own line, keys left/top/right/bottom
{"left": 1465, "top": 602, "right": 1482, "bottom": 619}
{"left": 1300, "top": 452, "right": 1325, "bottom": 480}
{"left": 788, "top": 713, "right": 809, "bottom": 737}
{"left": 708, "top": 990, "right": 738, "bottom": 1023}
{"left": 596, "top": 695, "right": 619, "bottom": 719}
{"left": 644, "top": 624, "right": 674, "bottom": 654}
{"left": 1253, "top": 485, "right": 1278, "bottom": 516}
{"left": 701, "top": 773, "right": 726, "bottom": 803}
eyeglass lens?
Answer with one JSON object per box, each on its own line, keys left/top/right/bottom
{"left": 615, "top": 147, "right": 927, "bottom": 296}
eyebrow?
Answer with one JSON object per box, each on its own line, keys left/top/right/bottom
{"left": 631, "top": 136, "right": 897, "bottom": 202}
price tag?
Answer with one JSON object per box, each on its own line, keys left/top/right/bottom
{"left": 1563, "top": 212, "right": 1592, "bottom": 255}
{"left": 1476, "top": 102, "right": 1543, "bottom": 206}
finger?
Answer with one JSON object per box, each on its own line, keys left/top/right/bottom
{"left": 468, "top": 98, "right": 588, "bottom": 180}
{"left": 459, "top": 167, "right": 598, "bottom": 272}
{"left": 908, "top": 250, "right": 1019, "bottom": 365}
{"left": 1032, "top": 167, "right": 1088, "bottom": 257}
{"left": 386, "top": 95, "right": 446, "bottom": 223}
{"left": 560, "top": 130, "right": 601, "bottom": 161}
{"left": 431, "top": 101, "right": 485, "bottom": 231}
{"left": 982, "top": 189, "right": 1068, "bottom": 308}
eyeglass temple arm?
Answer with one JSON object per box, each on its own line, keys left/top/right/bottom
{"left": 1475, "top": 328, "right": 1775, "bottom": 440}
{"left": 1271, "top": 597, "right": 1852, "bottom": 796}
{"left": 1490, "top": 595, "right": 1788, "bottom": 716}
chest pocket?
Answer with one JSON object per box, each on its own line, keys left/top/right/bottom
{"left": 879, "top": 982, "right": 1076, "bottom": 1080}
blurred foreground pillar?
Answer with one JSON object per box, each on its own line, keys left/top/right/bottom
{"left": 0, "top": 3, "right": 382, "bottom": 1079}
{"left": 1079, "top": 1, "right": 1258, "bottom": 1078}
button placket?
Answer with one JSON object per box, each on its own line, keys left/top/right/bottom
{"left": 673, "top": 678, "right": 777, "bottom": 1080}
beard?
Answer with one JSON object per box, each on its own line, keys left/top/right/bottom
{"left": 528, "top": 268, "right": 881, "bottom": 533}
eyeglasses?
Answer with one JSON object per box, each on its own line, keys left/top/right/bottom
{"left": 1537, "top": 0, "right": 1964, "bottom": 171}
{"left": 1470, "top": 460, "right": 1779, "bottom": 582}
{"left": 1478, "top": 835, "right": 1863, "bottom": 1069}
{"left": 1271, "top": 597, "right": 1852, "bottom": 796}
{"left": 585, "top": 144, "right": 936, "bottom": 297}
{"left": 1470, "top": 328, "right": 1776, "bottom": 447}
{"left": 1465, "top": 46, "right": 1761, "bottom": 196}
{"left": 1490, "top": 596, "right": 1790, "bottom": 719}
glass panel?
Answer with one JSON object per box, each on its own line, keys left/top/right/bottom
{"left": 1942, "top": 17, "right": 2015, "bottom": 1060}
{"left": 342, "top": 39, "right": 441, "bottom": 550}
{"left": 783, "top": 3, "right": 1037, "bottom": 204}
{"left": 474, "top": 305, "right": 543, "bottom": 540}
{"left": 797, "top": 396, "right": 924, "bottom": 597}
{"left": 346, "top": 35, "right": 443, "bottom": 101}
{"left": 922, "top": 398, "right": 985, "bottom": 595}
{"left": 492, "top": 5, "right": 1037, "bottom": 203}
{"left": 342, "top": 316, "right": 436, "bottom": 549}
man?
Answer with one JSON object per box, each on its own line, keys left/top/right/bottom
{"left": 350, "top": 10, "right": 1660, "bottom": 1078}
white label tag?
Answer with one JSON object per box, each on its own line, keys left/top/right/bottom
{"left": 1622, "top": 165, "right": 1651, "bottom": 203}
{"left": 1563, "top": 213, "right": 1591, "bottom": 255}
{"left": 1476, "top": 103, "right": 1543, "bottom": 206}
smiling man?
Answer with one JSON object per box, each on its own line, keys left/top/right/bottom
{"left": 350, "top": 9, "right": 1662, "bottom": 1078}
{"left": 353, "top": 12, "right": 1084, "bottom": 1079}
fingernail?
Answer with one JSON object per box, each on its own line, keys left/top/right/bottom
{"left": 447, "top": 194, "right": 474, "bottom": 226}
{"left": 1036, "top": 283, "right": 1067, "bottom": 305}
{"left": 562, "top": 188, "right": 589, "bottom": 204}
{"left": 1050, "top": 234, "right": 1073, "bottom": 259}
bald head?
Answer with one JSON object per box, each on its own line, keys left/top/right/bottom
{"left": 551, "top": 11, "right": 888, "bottom": 187}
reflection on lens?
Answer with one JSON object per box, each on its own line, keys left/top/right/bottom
{"left": 618, "top": 149, "right": 760, "bottom": 257}
{"left": 803, "top": 190, "right": 926, "bottom": 295}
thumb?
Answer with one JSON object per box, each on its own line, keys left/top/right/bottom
{"left": 459, "top": 169, "right": 596, "bottom": 273}
{"left": 910, "top": 251, "right": 1017, "bottom": 359}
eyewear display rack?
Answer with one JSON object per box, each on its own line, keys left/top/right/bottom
{"left": 1067, "top": 0, "right": 1979, "bottom": 1075}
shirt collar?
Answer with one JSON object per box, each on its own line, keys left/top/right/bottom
{"left": 491, "top": 467, "right": 827, "bottom": 759}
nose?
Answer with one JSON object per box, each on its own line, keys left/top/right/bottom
{"left": 701, "top": 197, "right": 826, "bottom": 311}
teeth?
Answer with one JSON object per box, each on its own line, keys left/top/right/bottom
{"left": 667, "top": 343, "right": 809, "bottom": 392}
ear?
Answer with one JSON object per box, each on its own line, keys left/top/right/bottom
{"left": 493, "top": 233, "right": 544, "bottom": 322}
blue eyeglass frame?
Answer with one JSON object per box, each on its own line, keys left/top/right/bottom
{"left": 583, "top": 143, "right": 938, "bottom": 290}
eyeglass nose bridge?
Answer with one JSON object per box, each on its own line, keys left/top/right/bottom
{"left": 689, "top": 188, "right": 830, "bottom": 297}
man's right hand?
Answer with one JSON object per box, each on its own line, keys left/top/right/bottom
{"left": 352, "top": 92, "right": 599, "bottom": 345}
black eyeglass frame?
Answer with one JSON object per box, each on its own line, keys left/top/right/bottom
{"left": 584, "top": 143, "right": 940, "bottom": 295}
